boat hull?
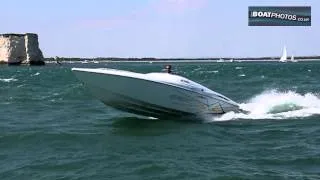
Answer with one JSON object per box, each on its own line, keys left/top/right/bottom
{"left": 72, "top": 68, "right": 240, "bottom": 119}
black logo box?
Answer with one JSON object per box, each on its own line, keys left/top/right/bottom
{"left": 248, "top": 6, "right": 311, "bottom": 26}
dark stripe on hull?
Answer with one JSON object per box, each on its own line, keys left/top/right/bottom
{"left": 105, "top": 102, "right": 174, "bottom": 118}
{"left": 102, "top": 92, "right": 195, "bottom": 118}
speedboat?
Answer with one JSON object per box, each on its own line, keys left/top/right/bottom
{"left": 72, "top": 67, "right": 244, "bottom": 120}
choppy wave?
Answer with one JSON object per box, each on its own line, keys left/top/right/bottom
{"left": 213, "top": 90, "right": 320, "bottom": 121}
{"left": 31, "top": 72, "right": 40, "bottom": 76}
{"left": 0, "top": 78, "right": 18, "bottom": 82}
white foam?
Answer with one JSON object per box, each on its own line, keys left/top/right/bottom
{"left": 31, "top": 72, "right": 40, "bottom": 76}
{"left": 212, "top": 90, "right": 320, "bottom": 121}
{"left": 0, "top": 78, "right": 18, "bottom": 82}
{"left": 207, "top": 70, "right": 219, "bottom": 74}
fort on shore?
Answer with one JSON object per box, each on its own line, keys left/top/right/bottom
{"left": 0, "top": 33, "right": 45, "bottom": 65}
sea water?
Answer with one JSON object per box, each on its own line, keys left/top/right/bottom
{"left": 0, "top": 61, "right": 320, "bottom": 179}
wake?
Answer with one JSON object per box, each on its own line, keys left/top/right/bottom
{"left": 212, "top": 90, "right": 320, "bottom": 121}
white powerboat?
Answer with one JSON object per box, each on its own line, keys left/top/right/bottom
{"left": 290, "top": 55, "right": 298, "bottom": 62}
{"left": 72, "top": 67, "right": 243, "bottom": 120}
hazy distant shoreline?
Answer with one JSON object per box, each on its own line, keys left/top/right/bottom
{"left": 46, "top": 56, "right": 320, "bottom": 63}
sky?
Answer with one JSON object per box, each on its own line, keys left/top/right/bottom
{"left": 1, "top": 0, "right": 319, "bottom": 58}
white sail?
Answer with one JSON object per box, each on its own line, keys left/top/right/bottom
{"left": 279, "top": 46, "right": 287, "bottom": 62}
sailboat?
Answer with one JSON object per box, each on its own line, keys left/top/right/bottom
{"left": 279, "top": 46, "right": 287, "bottom": 62}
